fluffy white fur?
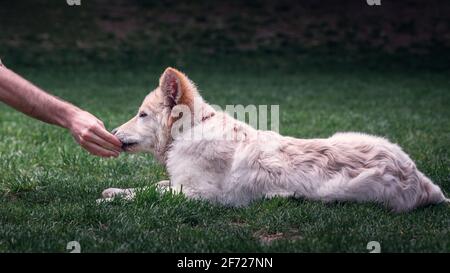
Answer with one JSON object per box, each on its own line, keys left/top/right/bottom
{"left": 101, "top": 67, "right": 448, "bottom": 212}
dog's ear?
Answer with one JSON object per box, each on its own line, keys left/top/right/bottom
{"left": 159, "top": 67, "right": 196, "bottom": 108}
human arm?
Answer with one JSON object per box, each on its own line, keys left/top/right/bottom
{"left": 0, "top": 63, "right": 122, "bottom": 157}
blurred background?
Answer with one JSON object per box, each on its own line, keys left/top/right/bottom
{"left": 1, "top": 0, "right": 449, "bottom": 68}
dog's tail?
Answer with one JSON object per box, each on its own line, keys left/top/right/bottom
{"left": 416, "top": 172, "right": 448, "bottom": 207}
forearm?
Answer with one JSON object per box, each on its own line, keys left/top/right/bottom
{"left": 0, "top": 64, "right": 78, "bottom": 129}
{"left": 0, "top": 62, "right": 121, "bottom": 157}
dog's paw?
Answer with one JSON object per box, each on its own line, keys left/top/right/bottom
{"left": 102, "top": 188, "right": 125, "bottom": 198}
{"left": 100, "top": 188, "right": 136, "bottom": 202}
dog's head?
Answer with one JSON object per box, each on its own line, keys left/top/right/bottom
{"left": 112, "top": 67, "right": 199, "bottom": 159}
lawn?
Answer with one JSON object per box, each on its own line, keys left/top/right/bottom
{"left": 0, "top": 55, "right": 449, "bottom": 252}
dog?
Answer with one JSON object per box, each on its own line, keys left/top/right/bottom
{"left": 99, "top": 67, "right": 448, "bottom": 212}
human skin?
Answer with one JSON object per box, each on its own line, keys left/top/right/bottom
{"left": 0, "top": 63, "right": 122, "bottom": 157}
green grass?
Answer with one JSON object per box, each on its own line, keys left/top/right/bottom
{"left": 0, "top": 57, "right": 449, "bottom": 252}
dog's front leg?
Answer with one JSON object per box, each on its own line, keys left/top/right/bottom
{"left": 102, "top": 188, "right": 136, "bottom": 199}
{"left": 96, "top": 181, "right": 182, "bottom": 203}
{"left": 96, "top": 188, "right": 137, "bottom": 203}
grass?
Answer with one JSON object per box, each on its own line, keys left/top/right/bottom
{"left": 0, "top": 56, "right": 449, "bottom": 253}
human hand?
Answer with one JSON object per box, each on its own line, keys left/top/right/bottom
{"left": 68, "top": 110, "right": 122, "bottom": 157}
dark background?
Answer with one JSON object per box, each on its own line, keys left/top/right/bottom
{"left": 1, "top": 0, "right": 449, "bottom": 68}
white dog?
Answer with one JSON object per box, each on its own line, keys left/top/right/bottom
{"left": 100, "top": 67, "right": 448, "bottom": 212}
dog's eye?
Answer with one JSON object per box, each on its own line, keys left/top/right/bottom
{"left": 138, "top": 112, "right": 148, "bottom": 118}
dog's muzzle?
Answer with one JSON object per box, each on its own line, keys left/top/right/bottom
{"left": 111, "top": 128, "right": 138, "bottom": 151}
{"left": 121, "top": 141, "right": 138, "bottom": 150}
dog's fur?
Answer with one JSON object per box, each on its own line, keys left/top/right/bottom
{"left": 101, "top": 67, "right": 448, "bottom": 212}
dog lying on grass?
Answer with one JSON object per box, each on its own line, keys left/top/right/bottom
{"left": 99, "top": 67, "right": 449, "bottom": 212}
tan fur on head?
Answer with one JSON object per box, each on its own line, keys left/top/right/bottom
{"left": 159, "top": 67, "right": 197, "bottom": 109}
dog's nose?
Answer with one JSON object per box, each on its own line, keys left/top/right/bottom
{"left": 111, "top": 128, "right": 118, "bottom": 135}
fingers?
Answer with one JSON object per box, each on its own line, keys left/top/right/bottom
{"left": 84, "top": 130, "right": 122, "bottom": 153}
{"left": 68, "top": 110, "right": 122, "bottom": 157}
{"left": 79, "top": 140, "right": 120, "bottom": 158}
{"left": 76, "top": 122, "right": 121, "bottom": 155}
{"left": 92, "top": 124, "right": 122, "bottom": 148}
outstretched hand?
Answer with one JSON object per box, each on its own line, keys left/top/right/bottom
{"left": 68, "top": 110, "right": 122, "bottom": 157}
